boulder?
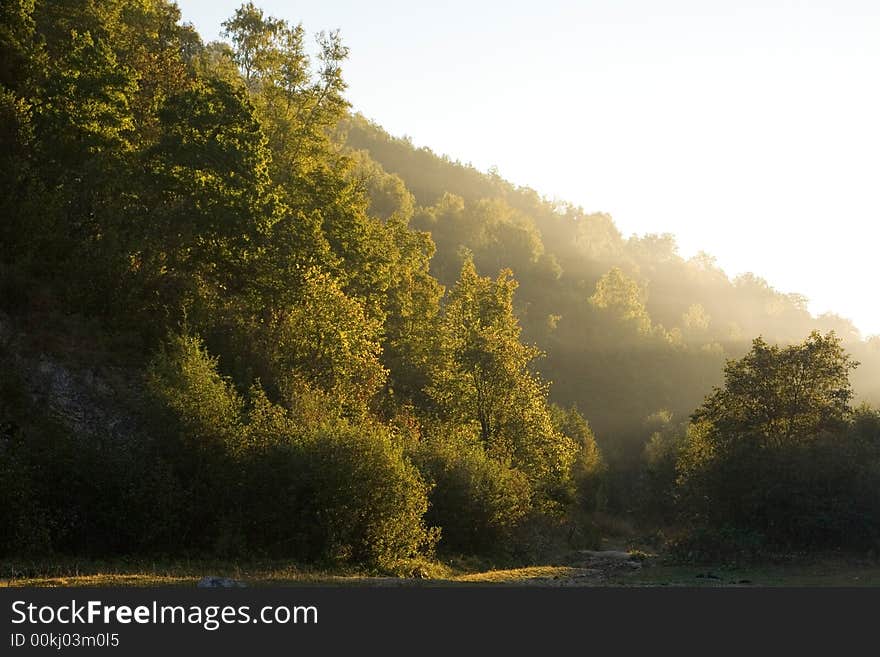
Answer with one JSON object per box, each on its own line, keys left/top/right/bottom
{"left": 197, "top": 576, "right": 247, "bottom": 588}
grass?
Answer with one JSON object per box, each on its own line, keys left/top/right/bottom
{"left": 4, "top": 553, "right": 880, "bottom": 587}
{"left": 0, "top": 558, "right": 385, "bottom": 588}
{"left": 454, "top": 565, "right": 590, "bottom": 584}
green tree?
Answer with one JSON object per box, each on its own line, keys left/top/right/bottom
{"left": 221, "top": 2, "right": 349, "bottom": 187}
{"left": 429, "top": 256, "right": 578, "bottom": 502}
{"left": 551, "top": 405, "right": 606, "bottom": 512}
{"left": 676, "top": 331, "right": 868, "bottom": 551}
{"left": 378, "top": 217, "right": 444, "bottom": 405}
{"left": 220, "top": 1, "right": 284, "bottom": 89}
{"left": 690, "top": 331, "right": 856, "bottom": 450}
{"left": 589, "top": 267, "right": 653, "bottom": 335}
{"left": 141, "top": 75, "right": 281, "bottom": 319}
{"left": 254, "top": 268, "right": 388, "bottom": 414}
{"left": 347, "top": 149, "right": 415, "bottom": 223}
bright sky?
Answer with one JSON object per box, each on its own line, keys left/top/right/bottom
{"left": 176, "top": 0, "right": 880, "bottom": 337}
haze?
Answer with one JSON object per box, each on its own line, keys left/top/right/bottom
{"left": 177, "top": 0, "right": 880, "bottom": 337}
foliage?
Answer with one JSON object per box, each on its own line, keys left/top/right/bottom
{"left": 551, "top": 405, "right": 606, "bottom": 513}
{"left": 676, "top": 332, "right": 880, "bottom": 551}
{"left": 428, "top": 256, "right": 580, "bottom": 507}
{"left": 146, "top": 332, "right": 244, "bottom": 454}
{"left": 637, "top": 412, "right": 686, "bottom": 524}
{"left": 251, "top": 268, "right": 388, "bottom": 414}
{"left": 589, "top": 267, "right": 653, "bottom": 336}
{"left": 285, "top": 419, "right": 436, "bottom": 571}
{"left": 4, "top": 0, "right": 880, "bottom": 567}
{"left": 413, "top": 426, "right": 531, "bottom": 556}
{"left": 144, "top": 331, "right": 434, "bottom": 568}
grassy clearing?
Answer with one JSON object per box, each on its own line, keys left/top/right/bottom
{"left": 0, "top": 559, "right": 369, "bottom": 588}
{"left": 454, "top": 566, "right": 588, "bottom": 583}
{"left": 4, "top": 554, "right": 880, "bottom": 587}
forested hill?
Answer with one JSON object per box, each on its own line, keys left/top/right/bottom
{"left": 341, "top": 113, "right": 880, "bottom": 444}
{"left": 2, "top": 0, "right": 879, "bottom": 565}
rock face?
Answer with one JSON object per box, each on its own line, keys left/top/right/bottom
{"left": 197, "top": 576, "right": 247, "bottom": 588}
{"left": 27, "top": 356, "right": 139, "bottom": 442}
{"left": 1, "top": 312, "right": 142, "bottom": 443}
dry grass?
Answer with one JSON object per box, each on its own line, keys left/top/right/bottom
{"left": 454, "top": 566, "right": 585, "bottom": 583}
{"left": 1, "top": 574, "right": 197, "bottom": 588}
{"left": 5, "top": 555, "right": 880, "bottom": 588}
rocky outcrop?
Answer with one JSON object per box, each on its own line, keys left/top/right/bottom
{"left": 0, "top": 311, "right": 143, "bottom": 443}
{"left": 27, "top": 356, "right": 135, "bottom": 441}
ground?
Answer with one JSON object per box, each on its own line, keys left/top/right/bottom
{"left": 4, "top": 550, "right": 880, "bottom": 587}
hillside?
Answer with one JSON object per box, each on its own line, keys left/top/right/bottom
{"left": 2, "top": 0, "right": 879, "bottom": 568}
{"left": 341, "top": 113, "right": 880, "bottom": 443}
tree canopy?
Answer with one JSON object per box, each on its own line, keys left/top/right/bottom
{"left": 2, "top": 0, "right": 879, "bottom": 566}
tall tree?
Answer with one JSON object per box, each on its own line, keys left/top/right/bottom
{"left": 690, "top": 331, "right": 857, "bottom": 449}
{"left": 142, "top": 75, "right": 281, "bottom": 318}
{"left": 676, "top": 331, "right": 864, "bottom": 547}
{"left": 429, "top": 256, "right": 578, "bottom": 499}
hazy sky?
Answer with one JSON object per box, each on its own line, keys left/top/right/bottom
{"left": 176, "top": 0, "right": 880, "bottom": 337}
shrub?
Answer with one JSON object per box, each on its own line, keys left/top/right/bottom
{"left": 238, "top": 411, "right": 436, "bottom": 571}
{"left": 145, "top": 331, "right": 244, "bottom": 455}
{"left": 413, "top": 427, "right": 532, "bottom": 556}
{"left": 291, "top": 420, "right": 436, "bottom": 571}
{"left": 144, "top": 331, "right": 246, "bottom": 550}
{"left": 147, "top": 344, "right": 436, "bottom": 569}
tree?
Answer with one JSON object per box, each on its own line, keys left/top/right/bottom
{"left": 221, "top": 2, "right": 349, "bottom": 187}
{"left": 221, "top": 1, "right": 284, "bottom": 89}
{"left": 429, "top": 255, "right": 578, "bottom": 501}
{"left": 379, "top": 216, "right": 444, "bottom": 405}
{"left": 690, "top": 331, "right": 856, "bottom": 449}
{"left": 256, "top": 268, "right": 388, "bottom": 414}
{"left": 589, "top": 267, "right": 653, "bottom": 335}
{"left": 551, "top": 405, "right": 606, "bottom": 513}
{"left": 681, "top": 303, "right": 710, "bottom": 335}
{"left": 142, "top": 75, "right": 281, "bottom": 319}
{"left": 676, "top": 331, "right": 867, "bottom": 551}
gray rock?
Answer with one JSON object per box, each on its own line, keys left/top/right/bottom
{"left": 197, "top": 576, "right": 247, "bottom": 588}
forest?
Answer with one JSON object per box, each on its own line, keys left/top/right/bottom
{"left": 2, "top": 0, "right": 880, "bottom": 576}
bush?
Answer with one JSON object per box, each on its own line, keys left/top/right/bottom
{"left": 147, "top": 340, "right": 436, "bottom": 569}
{"left": 289, "top": 420, "right": 436, "bottom": 571}
{"left": 146, "top": 331, "right": 244, "bottom": 456}
{"left": 413, "top": 427, "right": 532, "bottom": 556}
{"left": 144, "top": 331, "right": 246, "bottom": 550}
{"left": 236, "top": 412, "right": 436, "bottom": 571}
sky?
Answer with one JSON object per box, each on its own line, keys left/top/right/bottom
{"left": 175, "top": 0, "right": 880, "bottom": 337}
